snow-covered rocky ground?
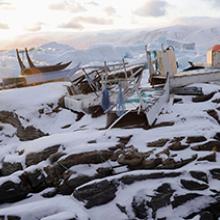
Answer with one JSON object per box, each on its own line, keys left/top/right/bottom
{"left": 1, "top": 78, "right": 220, "bottom": 219}
{"left": 1, "top": 23, "right": 220, "bottom": 220}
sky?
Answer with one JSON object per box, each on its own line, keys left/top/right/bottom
{"left": 0, "top": 0, "right": 220, "bottom": 49}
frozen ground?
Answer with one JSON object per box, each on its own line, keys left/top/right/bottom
{"left": 0, "top": 24, "right": 220, "bottom": 220}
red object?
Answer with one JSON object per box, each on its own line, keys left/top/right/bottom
{"left": 211, "top": 45, "right": 220, "bottom": 52}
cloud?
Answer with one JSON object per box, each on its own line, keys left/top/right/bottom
{"left": 208, "top": 0, "right": 220, "bottom": 8}
{"left": 0, "top": 0, "right": 14, "bottom": 9}
{"left": 76, "top": 16, "right": 113, "bottom": 25}
{"left": 135, "top": 0, "right": 168, "bottom": 17}
{"left": 105, "top": 6, "right": 116, "bottom": 16}
{"left": 0, "top": 22, "right": 9, "bottom": 29}
{"left": 49, "top": 0, "right": 86, "bottom": 13}
{"left": 59, "top": 20, "right": 84, "bottom": 30}
{"left": 26, "top": 23, "right": 44, "bottom": 32}
{"left": 173, "top": 16, "right": 220, "bottom": 27}
{"left": 60, "top": 16, "right": 113, "bottom": 29}
{"left": 87, "top": 1, "right": 99, "bottom": 6}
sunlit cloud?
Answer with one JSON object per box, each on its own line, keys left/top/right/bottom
{"left": 105, "top": 6, "right": 116, "bottom": 16}
{"left": 0, "top": 0, "right": 14, "bottom": 9}
{"left": 26, "top": 22, "right": 44, "bottom": 32}
{"left": 0, "top": 22, "right": 9, "bottom": 29}
{"left": 59, "top": 20, "right": 84, "bottom": 30}
{"left": 49, "top": 0, "right": 86, "bottom": 13}
{"left": 135, "top": 0, "right": 168, "bottom": 17}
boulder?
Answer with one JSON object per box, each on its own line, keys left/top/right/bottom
{"left": 0, "top": 181, "right": 28, "bottom": 204}
{"left": 20, "top": 169, "right": 46, "bottom": 193}
{"left": 168, "top": 141, "right": 189, "bottom": 151}
{"left": 58, "top": 175, "right": 92, "bottom": 195}
{"left": 192, "top": 92, "right": 215, "bottom": 103}
{"left": 172, "top": 193, "right": 202, "bottom": 208}
{"left": 210, "top": 168, "right": 220, "bottom": 180}
{"left": 1, "top": 162, "right": 23, "bottom": 176}
{"left": 191, "top": 141, "right": 220, "bottom": 152}
{"left": 58, "top": 150, "right": 113, "bottom": 168}
{"left": 17, "top": 125, "right": 47, "bottom": 141}
{"left": 120, "top": 172, "right": 181, "bottom": 185}
{"left": 26, "top": 145, "right": 60, "bottom": 166}
{"left": 117, "top": 135, "right": 133, "bottom": 145}
{"left": 198, "top": 153, "right": 216, "bottom": 162}
{"left": 206, "top": 109, "right": 220, "bottom": 124}
{"left": 186, "top": 136, "right": 207, "bottom": 144}
{"left": 180, "top": 179, "right": 208, "bottom": 191}
{"left": 147, "top": 138, "right": 169, "bottom": 148}
{"left": 190, "top": 171, "right": 208, "bottom": 183}
{"left": 132, "top": 195, "right": 149, "bottom": 219}
{"left": 73, "top": 180, "right": 118, "bottom": 208}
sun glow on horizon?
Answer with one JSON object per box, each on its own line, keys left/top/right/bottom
{"left": 0, "top": 0, "right": 219, "bottom": 49}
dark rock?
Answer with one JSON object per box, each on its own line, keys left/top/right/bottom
{"left": 155, "top": 183, "right": 174, "bottom": 194}
{"left": 49, "top": 151, "right": 65, "bottom": 164}
{"left": 170, "top": 137, "right": 185, "bottom": 143}
{"left": 200, "top": 211, "right": 214, "bottom": 220}
{"left": 41, "top": 188, "right": 57, "bottom": 198}
{"left": 191, "top": 141, "right": 220, "bottom": 152}
{"left": 1, "top": 162, "right": 23, "bottom": 176}
{"left": 87, "top": 140, "right": 97, "bottom": 144}
{"left": 149, "top": 193, "right": 172, "bottom": 213}
{"left": 0, "top": 181, "right": 28, "bottom": 204}
{"left": 198, "top": 152, "right": 216, "bottom": 162}
{"left": 147, "top": 138, "right": 169, "bottom": 148}
{"left": 206, "top": 109, "right": 220, "bottom": 124}
{"left": 17, "top": 125, "right": 47, "bottom": 141}
{"left": 120, "top": 172, "right": 181, "bottom": 185}
{"left": 61, "top": 124, "right": 71, "bottom": 129}
{"left": 210, "top": 168, "right": 220, "bottom": 180}
{"left": 7, "top": 216, "right": 21, "bottom": 220}
{"left": 117, "top": 135, "right": 133, "bottom": 145}
{"left": 132, "top": 195, "right": 148, "bottom": 219}
{"left": 213, "top": 132, "right": 220, "bottom": 141}
{"left": 73, "top": 180, "right": 118, "bottom": 208}
{"left": 0, "top": 111, "right": 47, "bottom": 141}
{"left": 159, "top": 155, "right": 197, "bottom": 169}
{"left": 20, "top": 169, "right": 46, "bottom": 193}
{"left": 172, "top": 193, "right": 202, "bottom": 208}
{"left": 87, "top": 105, "right": 104, "bottom": 118}
{"left": 190, "top": 171, "right": 208, "bottom": 183}
{"left": 58, "top": 150, "right": 113, "bottom": 169}
{"left": 44, "top": 164, "right": 64, "bottom": 186}
{"left": 186, "top": 136, "right": 207, "bottom": 144}
{"left": 168, "top": 141, "right": 189, "bottom": 151}
{"left": 180, "top": 179, "right": 208, "bottom": 191}
{"left": 59, "top": 175, "right": 92, "bottom": 195}
{"left": 141, "top": 158, "right": 162, "bottom": 169}
{"left": 152, "top": 121, "right": 174, "bottom": 128}
{"left": 117, "top": 150, "right": 144, "bottom": 167}
{"left": 0, "top": 111, "right": 21, "bottom": 128}
{"left": 116, "top": 203, "right": 127, "bottom": 216}
{"left": 26, "top": 145, "right": 60, "bottom": 166}
{"left": 173, "top": 98, "right": 183, "bottom": 104}
{"left": 192, "top": 92, "right": 215, "bottom": 103}
{"left": 96, "top": 167, "right": 114, "bottom": 177}
{"left": 212, "top": 98, "right": 220, "bottom": 104}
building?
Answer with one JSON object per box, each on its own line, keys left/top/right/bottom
{"left": 207, "top": 45, "right": 220, "bottom": 68}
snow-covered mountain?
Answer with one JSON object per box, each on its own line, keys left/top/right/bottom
{"left": 1, "top": 23, "right": 220, "bottom": 78}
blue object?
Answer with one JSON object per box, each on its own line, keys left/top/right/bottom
{"left": 116, "top": 83, "right": 125, "bottom": 117}
{"left": 101, "top": 85, "right": 110, "bottom": 111}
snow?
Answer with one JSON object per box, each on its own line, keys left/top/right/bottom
{"left": 0, "top": 196, "right": 89, "bottom": 220}
{"left": 1, "top": 23, "right": 220, "bottom": 219}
